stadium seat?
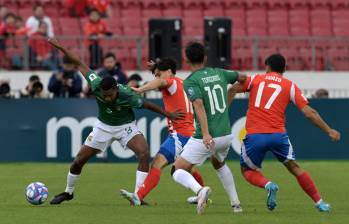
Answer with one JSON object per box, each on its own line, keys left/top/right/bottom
{"left": 288, "top": 0, "right": 309, "bottom": 8}
{"left": 289, "top": 9, "right": 310, "bottom": 36}
{"left": 202, "top": 0, "right": 224, "bottom": 17}
{"left": 18, "top": 8, "right": 33, "bottom": 20}
{"left": 327, "top": 48, "right": 349, "bottom": 70}
{"left": 225, "top": 5, "right": 246, "bottom": 36}
{"left": 310, "top": 9, "right": 332, "bottom": 36}
{"left": 246, "top": 8, "right": 267, "bottom": 36}
{"left": 267, "top": 9, "right": 289, "bottom": 36}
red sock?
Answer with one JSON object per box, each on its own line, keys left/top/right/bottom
{"left": 137, "top": 168, "right": 161, "bottom": 201}
{"left": 192, "top": 170, "right": 205, "bottom": 186}
{"left": 243, "top": 169, "right": 269, "bottom": 188}
{"left": 296, "top": 172, "right": 321, "bottom": 203}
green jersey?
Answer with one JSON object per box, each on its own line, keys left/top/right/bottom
{"left": 86, "top": 71, "right": 144, "bottom": 126}
{"left": 183, "top": 67, "right": 238, "bottom": 138}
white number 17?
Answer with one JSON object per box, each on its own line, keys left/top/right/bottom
{"left": 255, "top": 82, "right": 282, "bottom": 109}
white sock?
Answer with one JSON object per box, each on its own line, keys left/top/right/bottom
{"left": 173, "top": 169, "right": 202, "bottom": 194}
{"left": 216, "top": 164, "right": 240, "bottom": 205}
{"left": 65, "top": 171, "right": 80, "bottom": 195}
{"left": 134, "top": 170, "right": 148, "bottom": 193}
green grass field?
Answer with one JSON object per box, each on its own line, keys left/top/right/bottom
{"left": 1, "top": 161, "right": 348, "bottom": 224}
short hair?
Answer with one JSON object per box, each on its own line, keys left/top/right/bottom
{"left": 152, "top": 58, "right": 177, "bottom": 75}
{"left": 185, "top": 42, "right": 205, "bottom": 64}
{"left": 32, "top": 81, "right": 43, "bottom": 90}
{"left": 29, "top": 75, "right": 40, "bottom": 82}
{"left": 63, "top": 55, "right": 74, "bottom": 65}
{"left": 128, "top": 73, "right": 142, "bottom": 82}
{"left": 265, "top": 54, "right": 286, "bottom": 73}
{"left": 103, "top": 52, "right": 116, "bottom": 61}
{"left": 100, "top": 76, "right": 118, "bottom": 90}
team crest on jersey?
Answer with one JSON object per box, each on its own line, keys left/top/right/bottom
{"left": 187, "top": 87, "right": 195, "bottom": 97}
{"left": 89, "top": 73, "right": 97, "bottom": 81}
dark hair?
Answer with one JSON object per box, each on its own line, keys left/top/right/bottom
{"left": 32, "top": 81, "right": 43, "bottom": 91}
{"left": 63, "top": 55, "right": 74, "bottom": 65}
{"left": 128, "top": 73, "right": 142, "bottom": 82}
{"left": 0, "top": 82, "right": 10, "bottom": 95}
{"left": 152, "top": 58, "right": 177, "bottom": 75}
{"left": 4, "top": 12, "right": 16, "bottom": 20}
{"left": 100, "top": 76, "right": 118, "bottom": 90}
{"left": 103, "top": 52, "right": 116, "bottom": 61}
{"left": 29, "top": 75, "right": 40, "bottom": 82}
{"left": 265, "top": 54, "right": 286, "bottom": 73}
{"left": 185, "top": 42, "right": 205, "bottom": 64}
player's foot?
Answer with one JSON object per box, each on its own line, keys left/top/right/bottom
{"left": 196, "top": 186, "right": 211, "bottom": 214}
{"left": 315, "top": 200, "right": 331, "bottom": 212}
{"left": 265, "top": 182, "right": 278, "bottom": 211}
{"left": 187, "top": 196, "right": 212, "bottom": 205}
{"left": 232, "top": 204, "right": 243, "bottom": 213}
{"left": 119, "top": 189, "right": 141, "bottom": 206}
{"left": 50, "top": 192, "right": 74, "bottom": 205}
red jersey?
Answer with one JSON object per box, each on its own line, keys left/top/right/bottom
{"left": 243, "top": 72, "right": 308, "bottom": 134}
{"left": 161, "top": 77, "right": 195, "bottom": 137}
{"left": 29, "top": 32, "right": 53, "bottom": 57}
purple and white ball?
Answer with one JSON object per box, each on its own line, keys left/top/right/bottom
{"left": 25, "top": 182, "right": 49, "bottom": 205}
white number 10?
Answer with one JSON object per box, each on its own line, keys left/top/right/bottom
{"left": 255, "top": 82, "right": 282, "bottom": 109}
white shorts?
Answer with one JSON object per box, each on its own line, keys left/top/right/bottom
{"left": 180, "top": 134, "right": 233, "bottom": 165}
{"left": 84, "top": 120, "right": 142, "bottom": 153}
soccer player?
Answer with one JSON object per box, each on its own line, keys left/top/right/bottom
{"left": 230, "top": 54, "right": 341, "bottom": 212}
{"left": 119, "top": 58, "right": 205, "bottom": 205}
{"left": 172, "top": 42, "right": 246, "bottom": 214}
{"left": 47, "top": 38, "right": 184, "bottom": 205}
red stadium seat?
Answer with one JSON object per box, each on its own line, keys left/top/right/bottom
{"left": 310, "top": 9, "right": 332, "bottom": 36}
{"left": 331, "top": 0, "right": 349, "bottom": 8}
{"left": 224, "top": 0, "right": 245, "bottom": 7}
{"left": 18, "top": 8, "right": 33, "bottom": 20}
{"left": 289, "top": 9, "right": 310, "bottom": 36}
{"left": 268, "top": 9, "right": 289, "bottom": 36}
{"left": 327, "top": 48, "right": 349, "bottom": 70}
{"left": 288, "top": 0, "right": 309, "bottom": 8}
{"left": 246, "top": 8, "right": 267, "bottom": 36}
{"left": 202, "top": 0, "right": 224, "bottom": 17}
{"left": 225, "top": 6, "right": 246, "bottom": 36}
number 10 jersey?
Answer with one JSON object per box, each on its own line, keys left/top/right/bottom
{"left": 183, "top": 67, "right": 239, "bottom": 139}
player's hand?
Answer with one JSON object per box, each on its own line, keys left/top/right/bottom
{"left": 328, "top": 129, "right": 341, "bottom": 141}
{"left": 48, "top": 38, "right": 62, "bottom": 49}
{"left": 203, "top": 134, "right": 215, "bottom": 150}
{"left": 147, "top": 60, "right": 156, "bottom": 71}
{"left": 167, "top": 109, "right": 185, "bottom": 121}
{"left": 131, "top": 87, "right": 143, "bottom": 94}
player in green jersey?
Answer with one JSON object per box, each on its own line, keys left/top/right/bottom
{"left": 47, "top": 38, "right": 184, "bottom": 205}
{"left": 172, "top": 42, "right": 247, "bottom": 214}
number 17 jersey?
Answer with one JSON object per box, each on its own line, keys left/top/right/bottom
{"left": 242, "top": 72, "right": 309, "bottom": 134}
{"left": 184, "top": 67, "right": 238, "bottom": 139}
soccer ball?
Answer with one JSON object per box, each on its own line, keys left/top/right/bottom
{"left": 25, "top": 182, "right": 49, "bottom": 205}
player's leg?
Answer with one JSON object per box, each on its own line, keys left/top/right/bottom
{"left": 126, "top": 134, "right": 150, "bottom": 193}
{"left": 50, "top": 126, "right": 110, "bottom": 205}
{"left": 240, "top": 134, "right": 278, "bottom": 210}
{"left": 50, "top": 145, "right": 100, "bottom": 204}
{"left": 211, "top": 135, "right": 242, "bottom": 212}
{"left": 276, "top": 135, "right": 330, "bottom": 212}
{"left": 172, "top": 138, "right": 211, "bottom": 214}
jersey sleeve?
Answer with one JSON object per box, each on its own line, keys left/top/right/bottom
{"left": 85, "top": 71, "right": 102, "bottom": 92}
{"left": 183, "top": 78, "right": 202, "bottom": 102}
{"left": 291, "top": 83, "right": 309, "bottom": 110}
{"left": 121, "top": 85, "right": 144, "bottom": 109}
{"left": 219, "top": 69, "right": 239, "bottom": 84}
{"left": 242, "top": 75, "right": 256, "bottom": 92}
{"left": 162, "top": 78, "right": 177, "bottom": 95}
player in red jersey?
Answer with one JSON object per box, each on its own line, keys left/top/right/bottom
{"left": 230, "top": 54, "right": 341, "bottom": 212}
{"left": 120, "top": 58, "right": 205, "bottom": 205}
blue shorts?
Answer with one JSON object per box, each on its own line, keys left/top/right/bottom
{"left": 240, "top": 133, "right": 296, "bottom": 169}
{"left": 158, "top": 133, "right": 191, "bottom": 164}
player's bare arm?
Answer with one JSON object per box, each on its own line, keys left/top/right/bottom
{"left": 228, "top": 82, "right": 245, "bottom": 105}
{"left": 142, "top": 101, "right": 185, "bottom": 121}
{"left": 131, "top": 79, "right": 168, "bottom": 94}
{"left": 192, "top": 99, "right": 214, "bottom": 149}
{"left": 301, "top": 105, "right": 341, "bottom": 141}
{"left": 48, "top": 38, "right": 90, "bottom": 77}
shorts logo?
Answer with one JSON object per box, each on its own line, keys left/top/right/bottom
{"left": 125, "top": 127, "right": 132, "bottom": 134}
